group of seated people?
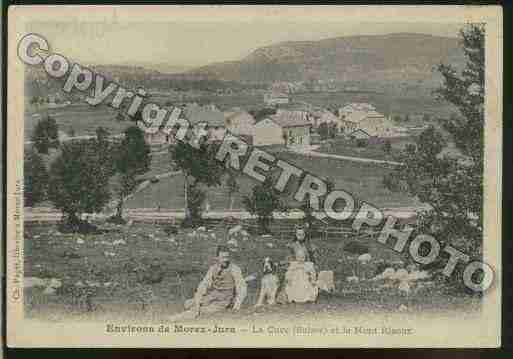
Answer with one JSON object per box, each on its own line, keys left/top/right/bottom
{"left": 183, "top": 226, "right": 318, "bottom": 318}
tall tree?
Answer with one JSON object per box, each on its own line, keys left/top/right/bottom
{"left": 329, "top": 122, "right": 338, "bottom": 139}
{"left": 300, "top": 198, "right": 316, "bottom": 239}
{"left": 96, "top": 126, "right": 110, "bottom": 144}
{"left": 318, "top": 122, "right": 330, "bottom": 141}
{"left": 48, "top": 140, "right": 113, "bottom": 230}
{"left": 390, "top": 24, "right": 485, "bottom": 274}
{"left": 226, "top": 171, "right": 240, "bottom": 211}
{"left": 243, "top": 177, "right": 285, "bottom": 234}
{"left": 31, "top": 115, "right": 59, "bottom": 154}
{"left": 382, "top": 140, "right": 392, "bottom": 154}
{"left": 436, "top": 23, "right": 485, "bottom": 166}
{"left": 24, "top": 149, "right": 49, "bottom": 207}
{"left": 169, "top": 139, "right": 225, "bottom": 226}
{"left": 96, "top": 126, "right": 116, "bottom": 176}
{"left": 113, "top": 126, "right": 151, "bottom": 220}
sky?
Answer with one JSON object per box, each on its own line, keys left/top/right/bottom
{"left": 25, "top": 20, "right": 463, "bottom": 68}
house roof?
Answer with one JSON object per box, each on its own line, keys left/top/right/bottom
{"left": 340, "top": 102, "right": 376, "bottom": 112}
{"left": 320, "top": 110, "right": 338, "bottom": 121}
{"left": 224, "top": 109, "right": 255, "bottom": 124}
{"left": 350, "top": 128, "right": 373, "bottom": 138}
{"left": 185, "top": 107, "right": 225, "bottom": 127}
{"left": 344, "top": 110, "right": 385, "bottom": 123}
{"left": 269, "top": 111, "right": 311, "bottom": 128}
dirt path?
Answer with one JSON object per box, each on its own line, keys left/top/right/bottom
{"left": 290, "top": 147, "right": 404, "bottom": 166}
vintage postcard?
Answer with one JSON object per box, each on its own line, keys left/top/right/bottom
{"left": 6, "top": 5, "right": 503, "bottom": 348}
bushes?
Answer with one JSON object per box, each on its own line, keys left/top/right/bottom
{"left": 355, "top": 138, "right": 368, "bottom": 147}
{"left": 162, "top": 224, "right": 179, "bottom": 236}
{"left": 243, "top": 177, "right": 285, "bottom": 234}
{"left": 57, "top": 217, "right": 100, "bottom": 234}
{"left": 48, "top": 140, "right": 113, "bottom": 231}
{"left": 106, "top": 215, "right": 127, "bottom": 225}
{"left": 382, "top": 140, "right": 392, "bottom": 154}
{"left": 124, "top": 258, "right": 165, "bottom": 285}
{"left": 32, "top": 115, "right": 59, "bottom": 154}
{"left": 24, "top": 150, "right": 49, "bottom": 207}
{"left": 383, "top": 172, "right": 400, "bottom": 192}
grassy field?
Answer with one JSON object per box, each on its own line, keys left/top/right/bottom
{"left": 25, "top": 103, "right": 131, "bottom": 141}
{"left": 125, "top": 150, "right": 419, "bottom": 210}
{"left": 151, "top": 93, "right": 265, "bottom": 112}
{"left": 25, "top": 127, "right": 418, "bottom": 211}
{"left": 24, "top": 220, "right": 479, "bottom": 322}
{"left": 292, "top": 92, "right": 455, "bottom": 119}
{"left": 315, "top": 136, "right": 416, "bottom": 162}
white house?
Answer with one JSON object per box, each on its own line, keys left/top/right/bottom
{"left": 253, "top": 111, "right": 311, "bottom": 147}
{"left": 186, "top": 106, "right": 226, "bottom": 142}
{"left": 340, "top": 110, "right": 395, "bottom": 138}
{"left": 143, "top": 103, "right": 224, "bottom": 145}
{"left": 144, "top": 131, "right": 171, "bottom": 146}
{"left": 339, "top": 103, "right": 376, "bottom": 119}
{"left": 223, "top": 108, "right": 256, "bottom": 137}
{"left": 349, "top": 129, "right": 373, "bottom": 140}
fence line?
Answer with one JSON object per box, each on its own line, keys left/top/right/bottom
{"left": 199, "top": 217, "right": 382, "bottom": 242}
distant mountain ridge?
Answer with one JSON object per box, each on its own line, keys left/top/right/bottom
{"left": 187, "top": 33, "right": 464, "bottom": 84}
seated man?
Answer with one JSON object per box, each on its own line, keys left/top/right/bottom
{"left": 184, "top": 245, "right": 247, "bottom": 317}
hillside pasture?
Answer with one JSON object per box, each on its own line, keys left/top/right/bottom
{"left": 23, "top": 220, "right": 478, "bottom": 322}
{"left": 125, "top": 151, "right": 418, "bottom": 210}
{"left": 315, "top": 135, "right": 418, "bottom": 161}
{"left": 24, "top": 103, "right": 132, "bottom": 141}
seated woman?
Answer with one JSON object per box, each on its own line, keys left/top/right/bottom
{"left": 283, "top": 226, "right": 319, "bottom": 303}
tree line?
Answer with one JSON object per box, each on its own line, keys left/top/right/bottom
{"left": 25, "top": 116, "right": 151, "bottom": 232}
{"left": 383, "top": 24, "right": 485, "bottom": 289}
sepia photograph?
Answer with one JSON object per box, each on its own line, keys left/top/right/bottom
{"left": 6, "top": 5, "right": 503, "bottom": 348}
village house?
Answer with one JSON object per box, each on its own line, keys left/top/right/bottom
{"left": 144, "top": 103, "right": 226, "bottom": 145}
{"left": 144, "top": 130, "right": 171, "bottom": 146}
{"left": 186, "top": 105, "right": 226, "bottom": 141}
{"left": 312, "top": 109, "right": 338, "bottom": 128}
{"left": 253, "top": 111, "right": 311, "bottom": 147}
{"left": 270, "top": 82, "right": 292, "bottom": 94}
{"left": 338, "top": 103, "right": 376, "bottom": 119}
{"left": 276, "top": 109, "right": 310, "bottom": 122}
{"left": 143, "top": 107, "right": 174, "bottom": 146}
{"left": 270, "top": 81, "right": 305, "bottom": 94}
{"left": 340, "top": 110, "right": 395, "bottom": 138}
{"left": 223, "top": 108, "right": 256, "bottom": 137}
{"left": 264, "top": 91, "right": 289, "bottom": 106}
{"left": 349, "top": 128, "right": 373, "bottom": 140}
